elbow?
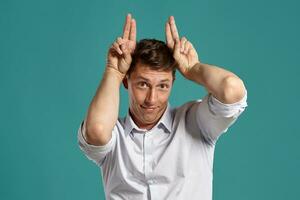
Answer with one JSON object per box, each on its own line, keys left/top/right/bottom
{"left": 221, "top": 76, "right": 246, "bottom": 104}
{"left": 85, "top": 123, "right": 112, "bottom": 146}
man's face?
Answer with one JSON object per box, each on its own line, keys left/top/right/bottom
{"left": 125, "top": 63, "right": 174, "bottom": 129}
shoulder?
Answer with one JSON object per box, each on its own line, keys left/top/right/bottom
{"left": 173, "top": 99, "right": 203, "bottom": 115}
{"left": 170, "top": 99, "right": 204, "bottom": 127}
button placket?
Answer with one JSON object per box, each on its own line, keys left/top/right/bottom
{"left": 144, "top": 132, "right": 151, "bottom": 177}
{"left": 145, "top": 130, "right": 158, "bottom": 189}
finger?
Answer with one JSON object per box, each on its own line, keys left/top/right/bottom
{"left": 189, "top": 42, "right": 197, "bottom": 55}
{"left": 113, "top": 46, "right": 122, "bottom": 55}
{"left": 180, "top": 37, "right": 187, "bottom": 52}
{"left": 117, "top": 37, "right": 125, "bottom": 45}
{"left": 169, "top": 16, "right": 179, "bottom": 41}
{"left": 121, "top": 44, "right": 132, "bottom": 65}
{"left": 173, "top": 38, "right": 180, "bottom": 56}
{"left": 184, "top": 41, "right": 191, "bottom": 54}
{"left": 165, "top": 22, "right": 174, "bottom": 49}
{"left": 113, "top": 42, "right": 123, "bottom": 55}
{"left": 122, "top": 13, "right": 132, "bottom": 40}
{"left": 108, "top": 46, "right": 117, "bottom": 56}
{"left": 187, "top": 42, "right": 199, "bottom": 60}
{"left": 129, "top": 18, "right": 136, "bottom": 41}
{"left": 120, "top": 44, "right": 127, "bottom": 54}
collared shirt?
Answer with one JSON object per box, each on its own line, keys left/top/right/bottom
{"left": 77, "top": 91, "right": 248, "bottom": 200}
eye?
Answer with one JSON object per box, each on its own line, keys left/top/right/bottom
{"left": 159, "top": 84, "right": 169, "bottom": 89}
{"left": 137, "top": 82, "right": 148, "bottom": 88}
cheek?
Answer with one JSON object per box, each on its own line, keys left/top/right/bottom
{"left": 130, "top": 88, "right": 146, "bottom": 105}
{"left": 158, "top": 90, "right": 171, "bottom": 103}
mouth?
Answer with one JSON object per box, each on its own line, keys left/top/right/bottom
{"left": 141, "top": 105, "right": 157, "bottom": 111}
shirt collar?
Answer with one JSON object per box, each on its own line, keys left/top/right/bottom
{"left": 124, "top": 103, "right": 173, "bottom": 137}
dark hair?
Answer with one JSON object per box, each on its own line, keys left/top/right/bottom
{"left": 127, "top": 39, "right": 176, "bottom": 78}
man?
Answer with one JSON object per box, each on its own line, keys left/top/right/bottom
{"left": 78, "top": 13, "right": 248, "bottom": 200}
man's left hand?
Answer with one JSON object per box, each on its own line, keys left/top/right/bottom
{"left": 165, "top": 16, "right": 199, "bottom": 79}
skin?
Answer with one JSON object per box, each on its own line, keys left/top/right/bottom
{"left": 120, "top": 15, "right": 199, "bottom": 130}
{"left": 124, "top": 64, "right": 174, "bottom": 130}
{"left": 84, "top": 14, "right": 246, "bottom": 146}
{"left": 84, "top": 14, "right": 136, "bottom": 145}
{"left": 165, "top": 16, "right": 246, "bottom": 103}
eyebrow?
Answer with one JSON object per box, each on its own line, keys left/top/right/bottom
{"left": 136, "top": 76, "right": 171, "bottom": 83}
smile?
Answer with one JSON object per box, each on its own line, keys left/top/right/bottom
{"left": 141, "top": 105, "right": 157, "bottom": 111}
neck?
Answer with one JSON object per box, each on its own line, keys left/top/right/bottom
{"left": 129, "top": 105, "right": 169, "bottom": 131}
{"left": 129, "top": 110, "right": 158, "bottom": 131}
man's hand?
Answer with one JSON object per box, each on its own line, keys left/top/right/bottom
{"left": 165, "top": 16, "right": 199, "bottom": 79}
{"left": 107, "top": 14, "right": 136, "bottom": 77}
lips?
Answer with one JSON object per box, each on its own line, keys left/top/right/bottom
{"left": 141, "top": 105, "right": 157, "bottom": 111}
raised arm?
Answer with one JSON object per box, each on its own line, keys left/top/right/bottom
{"left": 165, "top": 16, "right": 246, "bottom": 104}
{"left": 84, "top": 14, "right": 136, "bottom": 146}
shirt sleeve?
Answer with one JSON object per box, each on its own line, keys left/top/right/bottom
{"left": 194, "top": 89, "right": 248, "bottom": 145}
{"left": 77, "top": 119, "right": 117, "bottom": 167}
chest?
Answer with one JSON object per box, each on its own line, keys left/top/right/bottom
{"left": 110, "top": 129, "right": 214, "bottom": 185}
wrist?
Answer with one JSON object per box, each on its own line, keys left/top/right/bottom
{"left": 185, "top": 61, "right": 201, "bottom": 80}
{"left": 105, "top": 66, "right": 126, "bottom": 82}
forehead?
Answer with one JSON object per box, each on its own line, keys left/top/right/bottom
{"left": 130, "top": 63, "right": 173, "bottom": 82}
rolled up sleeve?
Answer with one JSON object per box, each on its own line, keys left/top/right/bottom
{"left": 195, "top": 90, "right": 248, "bottom": 144}
{"left": 77, "top": 119, "right": 117, "bottom": 167}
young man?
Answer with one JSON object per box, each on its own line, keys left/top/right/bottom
{"left": 77, "top": 14, "right": 248, "bottom": 200}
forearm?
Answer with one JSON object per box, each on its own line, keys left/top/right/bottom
{"left": 85, "top": 67, "right": 124, "bottom": 145}
{"left": 186, "top": 62, "right": 246, "bottom": 104}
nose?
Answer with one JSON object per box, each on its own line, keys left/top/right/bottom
{"left": 145, "top": 88, "right": 157, "bottom": 105}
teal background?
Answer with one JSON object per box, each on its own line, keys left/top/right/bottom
{"left": 1, "top": 0, "right": 299, "bottom": 199}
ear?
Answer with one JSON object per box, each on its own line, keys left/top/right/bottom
{"left": 123, "top": 76, "right": 128, "bottom": 89}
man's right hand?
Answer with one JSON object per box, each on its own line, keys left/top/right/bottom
{"left": 106, "top": 14, "right": 136, "bottom": 76}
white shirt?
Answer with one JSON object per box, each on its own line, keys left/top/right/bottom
{"left": 77, "top": 91, "right": 248, "bottom": 200}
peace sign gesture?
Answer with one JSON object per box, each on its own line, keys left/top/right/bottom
{"left": 107, "top": 14, "right": 136, "bottom": 76}
{"left": 165, "top": 16, "right": 199, "bottom": 78}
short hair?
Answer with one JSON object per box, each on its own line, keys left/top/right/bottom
{"left": 127, "top": 39, "right": 176, "bottom": 79}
